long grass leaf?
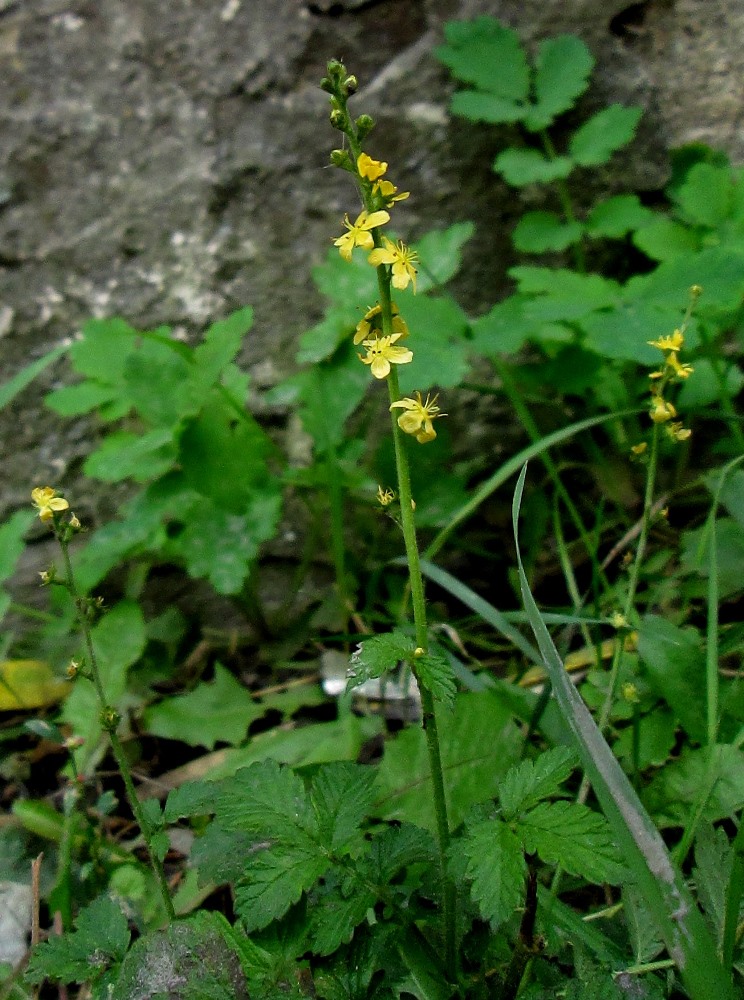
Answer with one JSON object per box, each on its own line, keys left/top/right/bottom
{"left": 0, "top": 343, "right": 69, "bottom": 410}
{"left": 512, "top": 463, "right": 733, "bottom": 1000}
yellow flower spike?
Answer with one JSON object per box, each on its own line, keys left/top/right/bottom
{"left": 354, "top": 302, "right": 409, "bottom": 345}
{"left": 648, "top": 329, "right": 684, "bottom": 352}
{"left": 665, "top": 421, "right": 692, "bottom": 442}
{"left": 389, "top": 392, "right": 445, "bottom": 444}
{"left": 31, "top": 487, "right": 70, "bottom": 522}
{"left": 333, "top": 209, "right": 390, "bottom": 261}
{"left": 373, "top": 178, "right": 410, "bottom": 206}
{"left": 368, "top": 237, "right": 418, "bottom": 292}
{"left": 357, "top": 153, "right": 388, "bottom": 181}
{"left": 649, "top": 396, "right": 676, "bottom": 423}
{"left": 359, "top": 333, "right": 413, "bottom": 379}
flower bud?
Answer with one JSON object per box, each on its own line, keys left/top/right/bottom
{"left": 329, "top": 108, "right": 345, "bottom": 130}
{"left": 343, "top": 75, "right": 358, "bottom": 95}
{"left": 356, "top": 114, "right": 375, "bottom": 140}
{"left": 330, "top": 149, "right": 354, "bottom": 172}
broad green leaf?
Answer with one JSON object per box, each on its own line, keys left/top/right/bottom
{"left": 25, "top": 895, "right": 130, "bottom": 984}
{"left": 511, "top": 267, "right": 620, "bottom": 319}
{"left": 373, "top": 691, "right": 521, "bottom": 832}
{"left": 396, "top": 925, "right": 452, "bottom": 1000}
{"left": 435, "top": 17, "right": 529, "bottom": 101}
{"left": 627, "top": 245, "right": 744, "bottom": 312}
{"left": 469, "top": 296, "right": 537, "bottom": 356}
{"left": 527, "top": 35, "right": 594, "bottom": 131}
{"left": 693, "top": 823, "right": 734, "bottom": 947}
{"left": 512, "top": 211, "right": 583, "bottom": 252}
{"left": 0, "top": 660, "right": 70, "bottom": 711}
{"left": 624, "top": 884, "right": 666, "bottom": 965}
{"left": 569, "top": 105, "right": 642, "bottom": 165}
{"left": 578, "top": 302, "right": 681, "bottom": 363}
{"left": 296, "top": 342, "right": 371, "bottom": 452}
{"left": 0, "top": 343, "right": 68, "bottom": 410}
{"left": 122, "top": 339, "right": 202, "bottom": 426}
{"left": 636, "top": 616, "right": 706, "bottom": 743}
{"left": 678, "top": 358, "right": 744, "bottom": 409}
{"left": 83, "top": 427, "right": 177, "bottom": 482}
{"left": 711, "top": 467, "right": 744, "bottom": 529}
{"left": 396, "top": 294, "right": 470, "bottom": 393}
{"left": 45, "top": 380, "right": 119, "bottom": 416}
{"left": 174, "top": 493, "right": 281, "bottom": 595}
{"left": 675, "top": 162, "right": 734, "bottom": 227}
{"left": 236, "top": 845, "right": 330, "bottom": 931}
{"left": 91, "top": 599, "right": 147, "bottom": 692}
{"left": 193, "top": 307, "right": 253, "bottom": 382}
{"left": 512, "top": 464, "right": 734, "bottom": 1000}
{"left": 450, "top": 90, "right": 525, "bottom": 124}
{"left": 613, "top": 707, "right": 677, "bottom": 771}
{"left": 313, "top": 245, "right": 378, "bottom": 308}
{"left": 67, "top": 317, "right": 138, "bottom": 382}
{"left": 296, "top": 307, "right": 354, "bottom": 365}
{"left": 493, "top": 148, "right": 574, "bottom": 186}
{"left": 585, "top": 195, "right": 653, "bottom": 238}
{"left": 681, "top": 517, "right": 744, "bottom": 599}
{"left": 348, "top": 630, "right": 414, "bottom": 690}
{"left": 310, "top": 762, "right": 378, "bottom": 850}
{"left": 315, "top": 926, "right": 404, "bottom": 1000}
{"left": 460, "top": 819, "right": 526, "bottom": 929}
{"left": 414, "top": 650, "right": 457, "bottom": 710}
{"left": 498, "top": 746, "right": 577, "bottom": 819}
{"left": 308, "top": 876, "right": 376, "bottom": 956}
{"left": 632, "top": 218, "right": 700, "bottom": 261}
{"left": 517, "top": 800, "right": 624, "bottom": 884}
{"left": 643, "top": 744, "right": 744, "bottom": 829}
{"left": 414, "top": 222, "right": 475, "bottom": 291}
{"left": 143, "top": 664, "right": 265, "bottom": 750}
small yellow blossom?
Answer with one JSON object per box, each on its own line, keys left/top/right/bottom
{"left": 69, "top": 512, "right": 81, "bottom": 530}
{"left": 666, "top": 352, "right": 694, "bottom": 379}
{"left": 649, "top": 395, "right": 676, "bottom": 424}
{"left": 610, "top": 612, "right": 629, "bottom": 629}
{"left": 376, "top": 485, "right": 395, "bottom": 506}
{"left": 359, "top": 333, "right": 413, "bottom": 379}
{"left": 621, "top": 682, "right": 640, "bottom": 704}
{"left": 357, "top": 153, "right": 388, "bottom": 181}
{"left": 334, "top": 209, "right": 390, "bottom": 261}
{"left": 665, "top": 421, "right": 692, "bottom": 442}
{"left": 32, "top": 487, "right": 70, "bottom": 522}
{"left": 373, "top": 179, "right": 410, "bottom": 206}
{"left": 368, "top": 237, "right": 418, "bottom": 292}
{"left": 389, "top": 392, "right": 444, "bottom": 444}
{"left": 630, "top": 442, "right": 647, "bottom": 456}
{"left": 67, "top": 659, "right": 81, "bottom": 678}
{"left": 354, "top": 302, "right": 409, "bottom": 345}
{"left": 413, "top": 647, "right": 425, "bottom": 657}
{"left": 648, "top": 329, "right": 684, "bottom": 352}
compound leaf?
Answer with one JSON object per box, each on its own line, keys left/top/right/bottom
{"left": 459, "top": 818, "right": 526, "bottom": 929}
{"left": 527, "top": 35, "right": 594, "bottom": 131}
{"left": 517, "top": 800, "right": 624, "bottom": 884}
{"left": 498, "top": 746, "right": 577, "bottom": 819}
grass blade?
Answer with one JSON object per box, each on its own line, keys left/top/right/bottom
{"left": 0, "top": 343, "right": 69, "bottom": 410}
{"left": 512, "top": 463, "right": 733, "bottom": 1000}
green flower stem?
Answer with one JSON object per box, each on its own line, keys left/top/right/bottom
{"left": 539, "top": 130, "right": 585, "bottom": 274}
{"left": 57, "top": 532, "right": 176, "bottom": 922}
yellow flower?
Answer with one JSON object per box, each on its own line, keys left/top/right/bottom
{"left": 357, "top": 153, "right": 388, "bottom": 181}
{"left": 665, "top": 421, "right": 692, "bottom": 442}
{"left": 666, "top": 352, "right": 694, "bottom": 379}
{"left": 648, "top": 329, "right": 684, "bottom": 352}
{"left": 649, "top": 395, "right": 676, "bottom": 423}
{"left": 389, "top": 392, "right": 444, "bottom": 443}
{"left": 31, "top": 487, "right": 70, "bottom": 522}
{"left": 376, "top": 485, "right": 395, "bottom": 506}
{"left": 359, "top": 333, "right": 413, "bottom": 379}
{"left": 373, "top": 178, "right": 410, "bottom": 206}
{"left": 630, "top": 442, "right": 647, "bottom": 455}
{"left": 333, "top": 209, "right": 390, "bottom": 261}
{"left": 368, "top": 237, "right": 418, "bottom": 292}
{"left": 353, "top": 302, "right": 410, "bottom": 344}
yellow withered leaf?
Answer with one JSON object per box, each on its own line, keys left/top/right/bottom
{"left": 0, "top": 660, "right": 71, "bottom": 711}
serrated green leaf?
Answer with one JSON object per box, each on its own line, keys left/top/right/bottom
{"left": 45, "top": 380, "right": 119, "bottom": 417}
{"left": 143, "top": 664, "right": 265, "bottom": 750}
{"left": 236, "top": 845, "right": 330, "bottom": 931}
{"left": 493, "top": 149, "right": 574, "bottom": 186}
{"left": 208, "top": 759, "right": 315, "bottom": 837}
{"left": 643, "top": 744, "right": 744, "bottom": 829}
{"left": 518, "top": 800, "right": 624, "bottom": 884}
{"left": 296, "top": 308, "right": 355, "bottom": 365}
{"left": 435, "top": 17, "right": 529, "bottom": 101}
{"left": 83, "top": 427, "right": 177, "bottom": 482}
{"left": 693, "top": 823, "right": 734, "bottom": 946}
{"left": 636, "top": 616, "right": 706, "bottom": 743}
{"left": 174, "top": 492, "right": 281, "bottom": 595}
{"left": 460, "top": 818, "right": 526, "bottom": 929}
{"left": 313, "top": 245, "right": 379, "bottom": 308}
{"left": 513, "top": 211, "right": 583, "bottom": 252}
{"left": 25, "top": 895, "right": 130, "bottom": 984}
{"left": 311, "top": 762, "right": 378, "bottom": 850}
{"left": 396, "top": 294, "right": 470, "bottom": 393}
{"left": 193, "top": 307, "right": 253, "bottom": 382}
{"left": 449, "top": 90, "right": 525, "bottom": 124}
{"left": 632, "top": 217, "right": 700, "bottom": 261}
{"left": 526, "top": 35, "right": 594, "bottom": 131}
{"left": 315, "top": 925, "right": 403, "bottom": 1000}
{"left": 585, "top": 194, "right": 653, "bottom": 238}
{"left": 366, "top": 823, "right": 436, "bottom": 885}
{"left": 414, "top": 222, "right": 475, "bottom": 291}
{"left": 308, "top": 874, "right": 376, "bottom": 956}
{"left": 623, "top": 883, "right": 666, "bottom": 965}
{"left": 577, "top": 303, "right": 671, "bottom": 363}
{"left": 348, "top": 630, "right": 414, "bottom": 690}
{"left": 469, "top": 296, "right": 536, "bottom": 356}
{"left": 296, "top": 341, "right": 371, "bottom": 451}
{"left": 675, "top": 162, "right": 734, "bottom": 227}
{"left": 414, "top": 651, "right": 456, "bottom": 710}
{"left": 569, "top": 105, "right": 642, "bottom": 166}
{"left": 68, "top": 317, "right": 138, "bottom": 382}
{"left": 374, "top": 691, "right": 521, "bottom": 832}
{"left": 499, "top": 747, "right": 577, "bottom": 819}
{"left": 629, "top": 245, "right": 744, "bottom": 312}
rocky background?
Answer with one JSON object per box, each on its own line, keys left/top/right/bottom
{"left": 0, "top": 0, "right": 742, "bottom": 525}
